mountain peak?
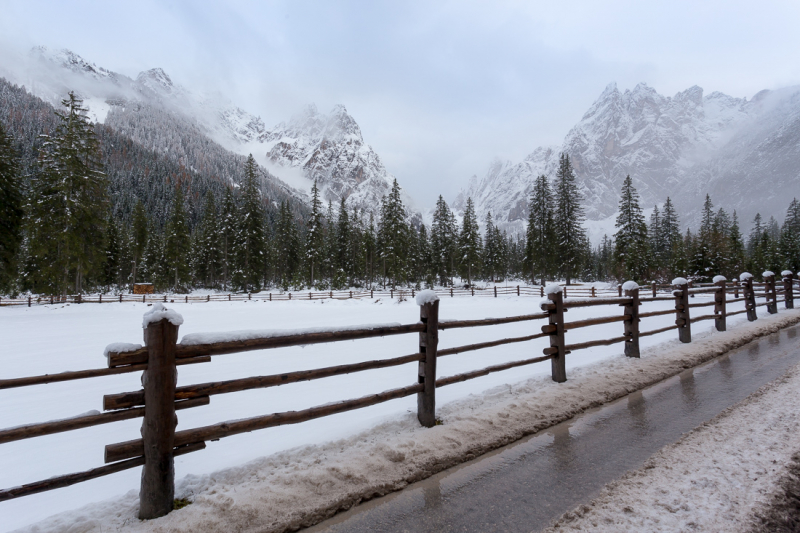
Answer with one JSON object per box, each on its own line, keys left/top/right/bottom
{"left": 136, "top": 68, "right": 175, "bottom": 94}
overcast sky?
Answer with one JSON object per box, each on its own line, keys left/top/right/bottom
{"left": 2, "top": 0, "right": 800, "bottom": 207}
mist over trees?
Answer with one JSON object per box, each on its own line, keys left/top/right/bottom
{"left": 1, "top": 81, "right": 799, "bottom": 296}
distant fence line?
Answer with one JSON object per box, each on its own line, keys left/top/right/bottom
{"left": 4, "top": 280, "right": 796, "bottom": 307}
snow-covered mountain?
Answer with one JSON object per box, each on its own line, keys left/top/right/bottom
{"left": 254, "top": 103, "right": 411, "bottom": 218}
{"left": 4, "top": 46, "right": 411, "bottom": 220}
{"left": 455, "top": 82, "right": 799, "bottom": 239}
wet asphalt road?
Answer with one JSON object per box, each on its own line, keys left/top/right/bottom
{"left": 305, "top": 325, "right": 800, "bottom": 533}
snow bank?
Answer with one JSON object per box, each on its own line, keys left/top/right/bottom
{"left": 21, "top": 309, "right": 800, "bottom": 533}
{"left": 544, "top": 284, "right": 563, "bottom": 295}
{"left": 741, "top": 272, "right": 754, "bottom": 280}
{"left": 180, "top": 323, "right": 403, "bottom": 345}
{"left": 782, "top": 270, "right": 794, "bottom": 278}
{"left": 102, "top": 342, "right": 143, "bottom": 357}
{"left": 713, "top": 275, "right": 727, "bottom": 283}
{"left": 763, "top": 270, "right": 775, "bottom": 278}
{"left": 142, "top": 303, "right": 184, "bottom": 328}
{"left": 621, "top": 281, "right": 639, "bottom": 291}
{"left": 414, "top": 289, "right": 439, "bottom": 306}
{"left": 671, "top": 277, "right": 689, "bottom": 286}
{"left": 546, "top": 357, "right": 800, "bottom": 532}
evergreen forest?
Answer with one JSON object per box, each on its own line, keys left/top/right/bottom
{"left": 1, "top": 85, "right": 799, "bottom": 296}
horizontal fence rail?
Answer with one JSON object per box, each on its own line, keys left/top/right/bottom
{"left": 1, "top": 270, "right": 796, "bottom": 520}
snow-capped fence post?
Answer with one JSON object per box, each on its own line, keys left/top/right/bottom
{"left": 741, "top": 273, "right": 757, "bottom": 321}
{"left": 673, "top": 280, "right": 691, "bottom": 343}
{"left": 416, "top": 291, "right": 439, "bottom": 427}
{"left": 139, "top": 307, "right": 181, "bottom": 520}
{"left": 714, "top": 276, "right": 727, "bottom": 332}
{"left": 623, "top": 283, "right": 640, "bottom": 358}
{"left": 783, "top": 271, "right": 794, "bottom": 309}
{"left": 543, "top": 286, "right": 567, "bottom": 383}
{"left": 764, "top": 272, "right": 778, "bottom": 314}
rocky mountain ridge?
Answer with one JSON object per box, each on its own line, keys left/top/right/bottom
{"left": 455, "top": 82, "right": 799, "bottom": 239}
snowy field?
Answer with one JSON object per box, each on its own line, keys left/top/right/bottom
{"left": 0, "top": 293, "right": 755, "bottom": 531}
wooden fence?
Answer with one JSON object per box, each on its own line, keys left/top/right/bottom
{"left": 2, "top": 280, "right": 788, "bottom": 307}
{"left": 0, "top": 271, "right": 796, "bottom": 519}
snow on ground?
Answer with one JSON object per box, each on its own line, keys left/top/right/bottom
{"left": 1, "top": 295, "right": 795, "bottom": 532}
{"left": 546, "top": 349, "right": 800, "bottom": 532}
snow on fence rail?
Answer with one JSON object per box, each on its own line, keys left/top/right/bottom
{"left": 0, "top": 272, "right": 796, "bottom": 518}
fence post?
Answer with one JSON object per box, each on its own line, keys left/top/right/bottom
{"left": 472, "top": 287, "right": 474, "bottom": 296}
{"left": 617, "top": 285, "right": 622, "bottom": 297}
{"left": 540, "top": 286, "right": 544, "bottom": 297}
{"left": 564, "top": 286, "right": 568, "bottom": 298}
{"left": 652, "top": 283, "right": 657, "bottom": 298}
{"left": 734, "top": 280, "right": 740, "bottom": 298}
{"left": 591, "top": 286, "right": 596, "bottom": 298}
{"left": 450, "top": 287, "right": 453, "bottom": 298}
{"left": 764, "top": 272, "right": 778, "bottom": 314}
{"left": 28, "top": 296, "right": 31, "bottom": 307}
{"left": 543, "top": 288, "right": 567, "bottom": 383}
{"left": 674, "top": 280, "right": 691, "bottom": 343}
{"left": 139, "top": 309, "right": 179, "bottom": 519}
{"left": 623, "top": 284, "right": 640, "bottom": 358}
{"left": 391, "top": 289, "right": 394, "bottom": 299}
{"left": 119, "top": 294, "right": 123, "bottom": 303}
{"left": 99, "top": 294, "right": 103, "bottom": 304}
{"left": 517, "top": 285, "right": 520, "bottom": 296}
{"left": 714, "top": 277, "right": 727, "bottom": 332}
{"left": 77, "top": 294, "right": 82, "bottom": 304}
{"left": 417, "top": 293, "right": 439, "bottom": 427}
{"left": 742, "top": 274, "right": 757, "bottom": 321}
{"left": 371, "top": 289, "right": 374, "bottom": 299}
{"left": 494, "top": 286, "right": 497, "bottom": 298}
{"left": 784, "top": 271, "right": 795, "bottom": 309}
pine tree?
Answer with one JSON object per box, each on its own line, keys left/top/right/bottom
{"left": 728, "top": 211, "right": 746, "bottom": 278}
{"left": 194, "top": 191, "right": 222, "bottom": 287}
{"left": 416, "top": 223, "right": 433, "bottom": 288}
{"left": 660, "top": 197, "right": 681, "bottom": 279}
{"left": 458, "top": 197, "right": 482, "bottom": 285}
{"left": 748, "top": 213, "right": 764, "bottom": 255}
{"left": 131, "top": 200, "right": 148, "bottom": 288}
{"left": 431, "top": 195, "right": 458, "bottom": 286}
{"left": 524, "top": 174, "right": 556, "bottom": 286}
{"left": 613, "top": 175, "right": 649, "bottom": 281}
{"left": 26, "top": 92, "right": 109, "bottom": 294}
{"left": 103, "top": 214, "right": 120, "bottom": 290}
{"left": 233, "top": 154, "right": 266, "bottom": 291}
{"left": 780, "top": 198, "right": 800, "bottom": 271}
{"left": 0, "top": 121, "right": 23, "bottom": 292}
{"left": 483, "top": 212, "right": 501, "bottom": 282}
{"left": 377, "top": 179, "right": 409, "bottom": 288}
{"left": 553, "top": 153, "right": 585, "bottom": 284}
{"left": 648, "top": 205, "right": 664, "bottom": 276}
{"left": 164, "top": 187, "right": 191, "bottom": 291}
{"left": 692, "top": 194, "right": 717, "bottom": 280}
{"left": 274, "top": 200, "right": 301, "bottom": 290}
{"left": 140, "top": 223, "right": 166, "bottom": 289}
{"left": 220, "top": 187, "right": 237, "bottom": 290}
{"left": 334, "top": 197, "right": 353, "bottom": 288}
{"left": 305, "top": 180, "right": 325, "bottom": 288}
